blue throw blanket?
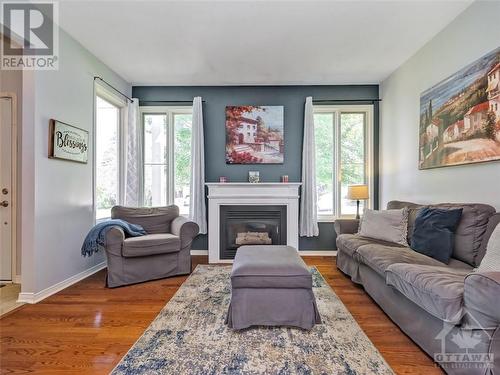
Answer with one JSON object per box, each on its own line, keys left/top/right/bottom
{"left": 81, "top": 219, "right": 147, "bottom": 257}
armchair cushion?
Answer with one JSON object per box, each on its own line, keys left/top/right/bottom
{"left": 112, "top": 205, "right": 179, "bottom": 234}
{"left": 122, "top": 233, "right": 181, "bottom": 257}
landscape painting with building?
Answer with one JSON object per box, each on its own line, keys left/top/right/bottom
{"left": 419, "top": 47, "right": 500, "bottom": 169}
{"left": 226, "top": 106, "right": 284, "bottom": 164}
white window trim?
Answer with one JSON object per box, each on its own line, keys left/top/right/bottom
{"left": 314, "top": 104, "right": 374, "bottom": 222}
{"left": 139, "top": 106, "right": 192, "bottom": 208}
{"left": 93, "top": 82, "right": 127, "bottom": 223}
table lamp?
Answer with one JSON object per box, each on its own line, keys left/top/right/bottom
{"left": 347, "top": 184, "right": 369, "bottom": 219}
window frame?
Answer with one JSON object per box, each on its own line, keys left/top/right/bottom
{"left": 313, "top": 104, "right": 374, "bottom": 222}
{"left": 93, "top": 82, "right": 127, "bottom": 223}
{"left": 139, "top": 106, "right": 193, "bottom": 211}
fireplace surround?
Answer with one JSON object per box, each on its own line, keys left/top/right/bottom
{"left": 206, "top": 183, "right": 301, "bottom": 263}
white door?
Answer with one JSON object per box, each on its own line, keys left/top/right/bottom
{"left": 0, "top": 97, "right": 13, "bottom": 281}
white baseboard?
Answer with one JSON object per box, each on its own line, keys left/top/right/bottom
{"left": 191, "top": 249, "right": 336, "bottom": 256}
{"left": 17, "top": 261, "right": 107, "bottom": 304}
{"left": 299, "top": 250, "right": 337, "bottom": 256}
{"left": 13, "top": 274, "right": 21, "bottom": 284}
{"left": 190, "top": 249, "right": 208, "bottom": 255}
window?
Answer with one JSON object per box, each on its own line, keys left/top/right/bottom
{"left": 140, "top": 107, "right": 192, "bottom": 215}
{"left": 314, "top": 105, "right": 373, "bottom": 220}
{"left": 94, "top": 87, "right": 126, "bottom": 221}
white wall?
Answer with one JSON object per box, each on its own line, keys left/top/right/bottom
{"left": 20, "top": 29, "right": 130, "bottom": 294}
{"left": 380, "top": 1, "right": 500, "bottom": 211}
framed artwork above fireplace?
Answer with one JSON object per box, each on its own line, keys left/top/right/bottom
{"left": 225, "top": 106, "right": 284, "bottom": 164}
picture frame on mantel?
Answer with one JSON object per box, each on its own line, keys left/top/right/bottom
{"left": 48, "top": 119, "right": 89, "bottom": 163}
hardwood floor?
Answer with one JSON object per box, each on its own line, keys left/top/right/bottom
{"left": 0, "top": 256, "right": 443, "bottom": 374}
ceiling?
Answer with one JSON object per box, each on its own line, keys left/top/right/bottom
{"left": 58, "top": 0, "right": 472, "bottom": 86}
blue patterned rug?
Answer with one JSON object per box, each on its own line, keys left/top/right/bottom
{"left": 112, "top": 265, "right": 393, "bottom": 375}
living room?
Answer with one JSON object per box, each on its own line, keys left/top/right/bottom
{"left": 0, "top": 1, "right": 499, "bottom": 374}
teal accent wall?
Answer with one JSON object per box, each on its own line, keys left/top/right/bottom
{"left": 133, "top": 85, "right": 379, "bottom": 250}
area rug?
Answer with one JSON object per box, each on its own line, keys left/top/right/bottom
{"left": 112, "top": 265, "right": 394, "bottom": 375}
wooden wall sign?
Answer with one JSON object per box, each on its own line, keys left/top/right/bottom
{"left": 48, "top": 119, "right": 89, "bottom": 163}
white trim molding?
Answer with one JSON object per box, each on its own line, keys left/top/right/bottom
{"left": 190, "top": 249, "right": 335, "bottom": 256}
{"left": 17, "top": 261, "right": 106, "bottom": 304}
{"left": 299, "top": 250, "right": 337, "bottom": 256}
{"left": 190, "top": 249, "right": 209, "bottom": 255}
{"left": 313, "top": 104, "right": 374, "bottom": 222}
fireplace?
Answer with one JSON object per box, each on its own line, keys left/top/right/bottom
{"left": 206, "top": 183, "right": 300, "bottom": 263}
{"left": 219, "top": 205, "right": 287, "bottom": 259}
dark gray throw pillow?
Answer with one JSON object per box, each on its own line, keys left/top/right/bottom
{"left": 411, "top": 207, "right": 463, "bottom": 264}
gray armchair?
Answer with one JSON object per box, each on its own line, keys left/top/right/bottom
{"left": 104, "top": 205, "right": 199, "bottom": 288}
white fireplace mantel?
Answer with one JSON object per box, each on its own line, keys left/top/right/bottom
{"left": 206, "top": 183, "right": 301, "bottom": 263}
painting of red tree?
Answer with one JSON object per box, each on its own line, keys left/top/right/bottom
{"left": 225, "top": 106, "right": 284, "bottom": 164}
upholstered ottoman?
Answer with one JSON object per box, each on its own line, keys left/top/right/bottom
{"left": 225, "top": 245, "right": 321, "bottom": 330}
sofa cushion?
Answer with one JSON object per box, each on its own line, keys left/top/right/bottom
{"left": 358, "top": 208, "right": 409, "bottom": 246}
{"left": 476, "top": 222, "right": 500, "bottom": 272}
{"left": 336, "top": 234, "right": 406, "bottom": 258}
{"left": 477, "top": 213, "right": 500, "bottom": 265}
{"left": 387, "top": 200, "right": 427, "bottom": 244}
{"left": 411, "top": 207, "right": 463, "bottom": 264}
{"left": 122, "top": 233, "right": 181, "bottom": 257}
{"left": 387, "top": 201, "right": 496, "bottom": 267}
{"left": 356, "top": 243, "right": 446, "bottom": 277}
{"left": 231, "top": 246, "right": 311, "bottom": 289}
{"left": 433, "top": 204, "right": 495, "bottom": 267}
{"left": 112, "top": 205, "right": 179, "bottom": 234}
{"left": 337, "top": 234, "right": 381, "bottom": 257}
{"left": 385, "top": 263, "right": 469, "bottom": 323}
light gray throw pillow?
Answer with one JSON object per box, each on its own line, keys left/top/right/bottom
{"left": 476, "top": 223, "right": 500, "bottom": 272}
{"left": 358, "top": 208, "right": 409, "bottom": 246}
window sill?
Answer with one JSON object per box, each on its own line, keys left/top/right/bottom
{"left": 317, "top": 215, "right": 358, "bottom": 223}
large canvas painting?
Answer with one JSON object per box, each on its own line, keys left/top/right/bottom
{"left": 419, "top": 47, "right": 500, "bottom": 169}
{"left": 226, "top": 106, "right": 284, "bottom": 164}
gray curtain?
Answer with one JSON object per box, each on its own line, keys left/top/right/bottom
{"left": 189, "top": 97, "right": 207, "bottom": 233}
{"left": 124, "top": 98, "right": 141, "bottom": 206}
{"left": 299, "top": 97, "right": 319, "bottom": 237}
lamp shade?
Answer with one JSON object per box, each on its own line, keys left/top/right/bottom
{"left": 347, "top": 185, "right": 369, "bottom": 200}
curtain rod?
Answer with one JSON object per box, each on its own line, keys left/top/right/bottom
{"left": 94, "top": 76, "right": 134, "bottom": 103}
{"left": 139, "top": 100, "right": 206, "bottom": 103}
{"left": 313, "top": 99, "right": 381, "bottom": 103}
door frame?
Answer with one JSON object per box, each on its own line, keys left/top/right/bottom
{"left": 0, "top": 92, "right": 18, "bottom": 283}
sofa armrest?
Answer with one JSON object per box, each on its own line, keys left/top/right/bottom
{"left": 334, "top": 219, "right": 360, "bottom": 235}
{"left": 171, "top": 216, "right": 200, "bottom": 249}
{"left": 104, "top": 227, "right": 125, "bottom": 256}
{"left": 463, "top": 271, "right": 500, "bottom": 329}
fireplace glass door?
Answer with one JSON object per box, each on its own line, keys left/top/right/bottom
{"left": 219, "top": 205, "right": 287, "bottom": 259}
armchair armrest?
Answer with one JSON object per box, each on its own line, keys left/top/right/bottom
{"left": 171, "top": 216, "right": 200, "bottom": 249}
{"left": 463, "top": 271, "right": 500, "bottom": 329}
{"left": 334, "top": 219, "right": 360, "bottom": 235}
{"left": 104, "top": 227, "right": 125, "bottom": 256}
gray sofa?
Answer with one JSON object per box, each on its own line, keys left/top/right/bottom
{"left": 335, "top": 200, "right": 500, "bottom": 375}
{"left": 104, "top": 205, "right": 199, "bottom": 288}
